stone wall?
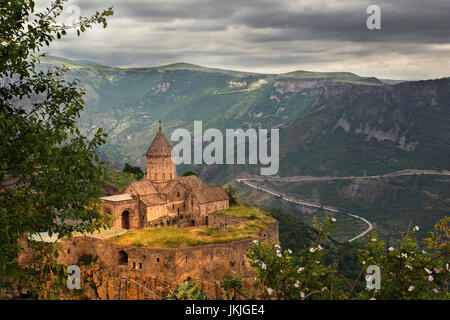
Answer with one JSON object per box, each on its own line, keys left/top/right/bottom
{"left": 18, "top": 221, "right": 278, "bottom": 300}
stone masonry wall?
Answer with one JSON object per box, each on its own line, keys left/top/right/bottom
{"left": 18, "top": 221, "right": 278, "bottom": 300}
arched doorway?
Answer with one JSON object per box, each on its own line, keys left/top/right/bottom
{"left": 122, "top": 210, "right": 130, "bottom": 229}
{"left": 118, "top": 250, "right": 128, "bottom": 265}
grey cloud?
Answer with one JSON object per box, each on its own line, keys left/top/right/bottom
{"left": 40, "top": 0, "right": 450, "bottom": 80}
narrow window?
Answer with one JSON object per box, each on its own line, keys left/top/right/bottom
{"left": 119, "top": 251, "right": 128, "bottom": 265}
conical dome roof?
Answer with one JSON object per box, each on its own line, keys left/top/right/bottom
{"left": 146, "top": 125, "right": 173, "bottom": 157}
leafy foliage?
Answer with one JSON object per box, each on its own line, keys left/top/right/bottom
{"left": 224, "top": 184, "right": 239, "bottom": 206}
{"left": 182, "top": 171, "right": 197, "bottom": 177}
{"left": 167, "top": 278, "right": 207, "bottom": 300}
{"left": 221, "top": 272, "right": 246, "bottom": 300}
{"left": 122, "top": 163, "right": 144, "bottom": 179}
{"left": 247, "top": 216, "right": 449, "bottom": 300}
{"left": 358, "top": 218, "right": 449, "bottom": 300}
{"left": 0, "top": 0, "right": 113, "bottom": 298}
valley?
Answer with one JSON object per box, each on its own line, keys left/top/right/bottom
{"left": 38, "top": 55, "right": 450, "bottom": 243}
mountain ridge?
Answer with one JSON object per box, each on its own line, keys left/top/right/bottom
{"left": 39, "top": 54, "right": 401, "bottom": 84}
{"left": 35, "top": 55, "right": 449, "bottom": 184}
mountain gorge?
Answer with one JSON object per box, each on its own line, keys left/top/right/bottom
{"left": 39, "top": 55, "right": 449, "bottom": 183}
{"left": 33, "top": 55, "right": 450, "bottom": 241}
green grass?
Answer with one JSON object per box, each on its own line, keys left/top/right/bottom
{"left": 280, "top": 70, "right": 381, "bottom": 85}
{"left": 108, "top": 205, "right": 275, "bottom": 248}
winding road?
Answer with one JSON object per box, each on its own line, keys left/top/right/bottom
{"left": 236, "top": 170, "right": 449, "bottom": 242}
{"left": 236, "top": 178, "right": 374, "bottom": 242}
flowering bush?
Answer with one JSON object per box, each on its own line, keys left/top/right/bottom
{"left": 358, "top": 217, "right": 449, "bottom": 300}
{"left": 247, "top": 216, "right": 449, "bottom": 300}
{"left": 248, "top": 216, "right": 348, "bottom": 299}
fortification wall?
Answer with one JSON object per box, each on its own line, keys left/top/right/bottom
{"left": 18, "top": 220, "right": 278, "bottom": 299}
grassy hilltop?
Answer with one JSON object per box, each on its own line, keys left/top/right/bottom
{"left": 108, "top": 205, "right": 275, "bottom": 248}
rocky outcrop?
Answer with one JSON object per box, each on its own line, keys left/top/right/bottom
{"left": 79, "top": 262, "right": 256, "bottom": 300}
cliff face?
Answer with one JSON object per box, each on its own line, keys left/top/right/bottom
{"left": 79, "top": 262, "right": 256, "bottom": 300}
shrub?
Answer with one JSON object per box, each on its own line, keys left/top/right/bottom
{"left": 246, "top": 216, "right": 449, "bottom": 300}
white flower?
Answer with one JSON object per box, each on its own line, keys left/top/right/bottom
{"left": 321, "top": 287, "right": 327, "bottom": 292}
{"left": 297, "top": 267, "right": 304, "bottom": 273}
{"left": 277, "top": 253, "right": 282, "bottom": 258}
{"left": 274, "top": 244, "right": 280, "bottom": 249}
{"left": 317, "top": 245, "right": 323, "bottom": 251}
{"left": 388, "top": 247, "right": 394, "bottom": 251}
{"left": 267, "top": 288, "right": 273, "bottom": 295}
{"left": 300, "top": 292, "right": 305, "bottom": 298}
{"left": 408, "top": 286, "right": 414, "bottom": 292}
{"left": 294, "top": 280, "right": 300, "bottom": 288}
{"left": 1, "top": 42, "right": 7, "bottom": 47}
{"left": 371, "top": 238, "right": 377, "bottom": 242}
{"left": 433, "top": 288, "right": 439, "bottom": 293}
{"left": 261, "top": 263, "right": 267, "bottom": 270}
{"left": 401, "top": 253, "right": 408, "bottom": 258}
{"left": 365, "top": 274, "right": 372, "bottom": 281}
{"left": 405, "top": 265, "right": 413, "bottom": 270}
{"left": 315, "top": 260, "right": 320, "bottom": 264}
{"left": 370, "top": 297, "right": 376, "bottom": 300}
{"left": 331, "top": 217, "right": 336, "bottom": 222}
{"left": 362, "top": 261, "right": 366, "bottom": 265}
{"left": 425, "top": 268, "right": 432, "bottom": 274}
{"left": 252, "top": 240, "right": 259, "bottom": 244}
{"left": 309, "top": 247, "right": 316, "bottom": 253}
{"left": 287, "top": 249, "right": 292, "bottom": 254}
{"left": 422, "top": 250, "right": 427, "bottom": 254}
{"left": 413, "top": 226, "right": 419, "bottom": 232}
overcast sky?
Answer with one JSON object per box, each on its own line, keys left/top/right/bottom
{"left": 39, "top": 0, "right": 449, "bottom": 80}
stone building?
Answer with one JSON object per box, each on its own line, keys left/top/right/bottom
{"left": 100, "top": 123, "right": 230, "bottom": 230}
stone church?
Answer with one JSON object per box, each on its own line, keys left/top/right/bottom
{"left": 100, "top": 123, "right": 229, "bottom": 230}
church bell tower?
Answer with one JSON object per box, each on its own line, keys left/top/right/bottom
{"left": 146, "top": 121, "right": 176, "bottom": 181}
